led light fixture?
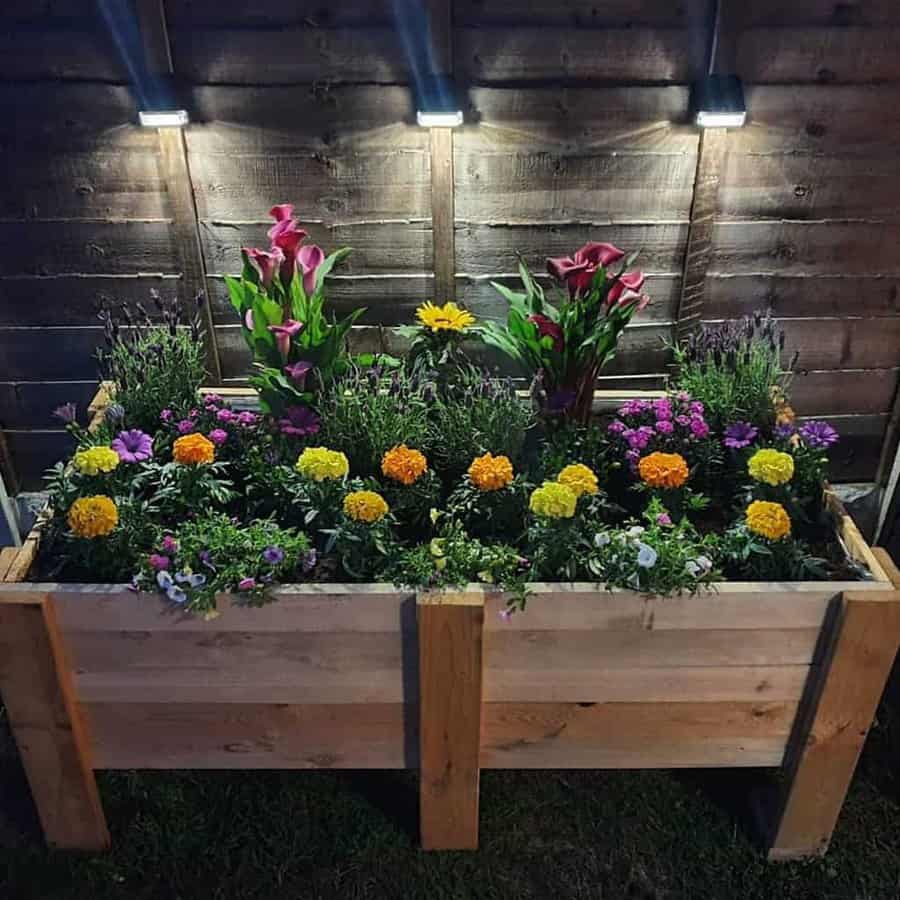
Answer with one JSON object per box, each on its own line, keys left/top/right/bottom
{"left": 416, "top": 109, "right": 463, "bottom": 128}
{"left": 139, "top": 109, "right": 190, "bottom": 128}
{"left": 692, "top": 74, "right": 746, "bottom": 129}
{"left": 415, "top": 73, "right": 463, "bottom": 128}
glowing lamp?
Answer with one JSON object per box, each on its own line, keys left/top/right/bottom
{"left": 416, "top": 110, "right": 463, "bottom": 128}
{"left": 139, "top": 109, "right": 190, "bottom": 128}
{"left": 692, "top": 75, "right": 746, "bottom": 128}
{"left": 415, "top": 73, "right": 463, "bottom": 128}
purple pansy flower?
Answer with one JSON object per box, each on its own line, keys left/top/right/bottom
{"left": 176, "top": 419, "right": 195, "bottom": 434}
{"left": 723, "top": 421, "right": 758, "bottom": 450}
{"left": 148, "top": 553, "right": 170, "bottom": 571}
{"left": 284, "top": 360, "right": 314, "bottom": 389}
{"left": 263, "top": 545, "right": 285, "bottom": 565}
{"left": 111, "top": 429, "right": 154, "bottom": 463}
{"left": 799, "top": 420, "right": 839, "bottom": 449}
{"left": 278, "top": 405, "right": 321, "bottom": 437}
{"left": 208, "top": 428, "right": 228, "bottom": 446}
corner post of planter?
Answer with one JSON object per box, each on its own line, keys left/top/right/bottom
{"left": 417, "top": 588, "right": 484, "bottom": 850}
{"left": 0, "top": 590, "right": 109, "bottom": 851}
{"left": 768, "top": 562, "right": 900, "bottom": 860}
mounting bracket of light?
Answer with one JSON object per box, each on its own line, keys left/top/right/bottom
{"left": 692, "top": 74, "right": 746, "bottom": 128}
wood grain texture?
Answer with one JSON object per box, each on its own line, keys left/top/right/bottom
{"left": 418, "top": 592, "right": 484, "bottom": 850}
{"left": 429, "top": 127, "right": 456, "bottom": 302}
{"left": 85, "top": 702, "right": 411, "bottom": 769}
{"left": 0, "top": 24, "right": 124, "bottom": 82}
{"left": 769, "top": 589, "right": 900, "bottom": 859}
{"left": 740, "top": 0, "right": 900, "bottom": 26}
{"left": 455, "top": 0, "right": 690, "bottom": 27}
{"left": 0, "top": 595, "right": 109, "bottom": 849}
{"left": 480, "top": 701, "right": 798, "bottom": 769}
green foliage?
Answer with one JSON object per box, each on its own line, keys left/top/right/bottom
{"left": 381, "top": 470, "right": 442, "bottom": 535}
{"left": 135, "top": 513, "right": 312, "bottom": 614}
{"left": 136, "top": 460, "right": 237, "bottom": 522}
{"left": 719, "top": 521, "right": 826, "bottom": 581}
{"left": 324, "top": 512, "right": 397, "bottom": 581}
{"left": 536, "top": 422, "right": 612, "bottom": 482}
{"left": 96, "top": 293, "right": 207, "bottom": 433}
{"left": 446, "top": 476, "right": 530, "bottom": 543}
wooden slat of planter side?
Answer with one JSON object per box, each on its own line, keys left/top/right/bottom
{"left": 0, "top": 592, "right": 109, "bottom": 849}
{"left": 770, "top": 584, "right": 900, "bottom": 859}
{"left": 480, "top": 701, "right": 798, "bottom": 769}
{"left": 84, "top": 702, "right": 411, "bottom": 769}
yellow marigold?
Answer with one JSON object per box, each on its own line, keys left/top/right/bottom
{"left": 746, "top": 500, "right": 791, "bottom": 541}
{"left": 381, "top": 444, "right": 428, "bottom": 485}
{"left": 468, "top": 452, "right": 514, "bottom": 492}
{"left": 638, "top": 452, "right": 689, "bottom": 489}
{"left": 530, "top": 481, "right": 577, "bottom": 519}
{"left": 67, "top": 495, "right": 118, "bottom": 538}
{"left": 416, "top": 301, "right": 476, "bottom": 333}
{"left": 173, "top": 433, "right": 215, "bottom": 465}
{"left": 343, "top": 490, "right": 389, "bottom": 524}
{"left": 557, "top": 463, "right": 599, "bottom": 498}
{"left": 747, "top": 448, "right": 794, "bottom": 486}
{"left": 72, "top": 445, "right": 120, "bottom": 476}
{"left": 295, "top": 447, "right": 349, "bottom": 481}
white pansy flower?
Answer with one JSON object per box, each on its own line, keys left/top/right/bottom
{"left": 594, "top": 532, "right": 611, "bottom": 548}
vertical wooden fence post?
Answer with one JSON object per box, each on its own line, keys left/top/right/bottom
{"left": 0, "top": 592, "right": 109, "bottom": 850}
{"left": 418, "top": 590, "right": 484, "bottom": 850}
{"left": 768, "top": 578, "right": 900, "bottom": 860}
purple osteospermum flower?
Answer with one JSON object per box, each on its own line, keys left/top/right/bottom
{"left": 799, "top": 420, "right": 839, "bottom": 449}
{"left": 723, "top": 421, "right": 758, "bottom": 450}
{"left": 148, "top": 553, "right": 170, "bottom": 571}
{"left": 278, "top": 405, "right": 321, "bottom": 437}
{"left": 111, "top": 429, "right": 154, "bottom": 463}
{"left": 263, "top": 545, "right": 285, "bottom": 565}
{"left": 176, "top": 419, "right": 195, "bottom": 434}
{"left": 607, "top": 419, "right": 626, "bottom": 435}
{"left": 53, "top": 401, "right": 78, "bottom": 424}
{"left": 284, "top": 360, "right": 314, "bottom": 389}
{"left": 161, "top": 535, "right": 178, "bottom": 554}
{"left": 237, "top": 577, "right": 257, "bottom": 591}
{"left": 774, "top": 423, "right": 796, "bottom": 441}
{"left": 208, "top": 428, "right": 228, "bottom": 446}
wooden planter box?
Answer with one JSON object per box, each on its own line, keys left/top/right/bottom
{"left": 1, "top": 507, "right": 899, "bottom": 860}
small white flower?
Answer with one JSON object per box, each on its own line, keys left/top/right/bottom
{"left": 636, "top": 542, "right": 658, "bottom": 568}
{"left": 156, "top": 570, "right": 173, "bottom": 590}
{"left": 686, "top": 555, "right": 713, "bottom": 578}
{"left": 696, "top": 555, "right": 713, "bottom": 571}
{"left": 626, "top": 525, "right": 645, "bottom": 539}
{"left": 594, "top": 532, "right": 611, "bottom": 548}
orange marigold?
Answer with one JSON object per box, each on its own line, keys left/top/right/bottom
{"left": 638, "top": 451, "right": 689, "bottom": 489}
{"left": 381, "top": 444, "right": 428, "bottom": 485}
{"left": 468, "top": 452, "right": 514, "bottom": 492}
{"left": 173, "top": 433, "right": 215, "bottom": 465}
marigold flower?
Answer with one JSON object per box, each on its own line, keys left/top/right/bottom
{"left": 173, "top": 433, "right": 215, "bottom": 465}
{"left": 746, "top": 500, "right": 791, "bottom": 540}
{"left": 344, "top": 490, "right": 389, "bottom": 524}
{"left": 557, "top": 463, "right": 599, "bottom": 498}
{"left": 416, "top": 301, "right": 475, "bottom": 333}
{"left": 67, "top": 495, "right": 118, "bottom": 538}
{"left": 747, "top": 448, "right": 794, "bottom": 486}
{"left": 72, "top": 445, "right": 120, "bottom": 476}
{"left": 382, "top": 445, "right": 428, "bottom": 485}
{"left": 468, "top": 452, "right": 514, "bottom": 491}
{"left": 530, "top": 481, "right": 577, "bottom": 519}
{"left": 295, "top": 447, "right": 349, "bottom": 481}
{"left": 638, "top": 452, "right": 689, "bottom": 489}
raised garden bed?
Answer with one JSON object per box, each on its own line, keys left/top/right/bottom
{"left": 2, "top": 502, "right": 898, "bottom": 860}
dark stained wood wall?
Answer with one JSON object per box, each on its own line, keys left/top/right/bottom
{"left": 1, "top": 0, "right": 899, "bottom": 487}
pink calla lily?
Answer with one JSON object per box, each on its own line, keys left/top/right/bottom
{"left": 267, "top": 319, "right": 304, "bottom": 360}
{"left": 528, "top": 313, "right": 564, "bottom": 351}
{"left": 296, "top": 244, "right": 325, "bottom": 297}
{"left": 547, "top": 242, "right": 626, "bottom": 296}
{"left": 267, "top": 203, "right": 309, "bottom": 277}
{"left": 243, "top": 246, "right": 284, "bottom": 289}
{"left": 606, "top": 271, "right": 646, "bottom": 306}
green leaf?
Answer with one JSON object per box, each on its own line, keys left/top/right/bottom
{"left": 314, "top": 247, "right": 353, "bottom": 295}
{"left": 224, "top": 275, "right": 246, "bottom": 318}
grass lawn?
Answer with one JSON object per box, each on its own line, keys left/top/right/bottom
{"left": 3, "top": 672, "right": 900, "bottom": 900}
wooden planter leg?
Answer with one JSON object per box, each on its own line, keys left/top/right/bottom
{"left": 417, "top": 590, "right": 484, "bottom": 850}
{"left": 0, "top": 592, "right": 109, "bottom": 850}
{"left": 768, "top": 582, "right": 900, "bottom": 860}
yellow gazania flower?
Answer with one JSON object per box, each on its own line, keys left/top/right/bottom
{"left": 416, "top": 301, "right": 476, "bottom": 333}
{"left": 746, "top": 500, "right": 791, "bottom": 541}
{"left": 638, "top": 452, "right": 689, "bottom": 489}
{"left": 468, "top": 452, "right": 514, "bottom": 492}
{"left": 747, "top": 448, "right": 794, "bottom": 486}
{"left": 343, "top": 490, "right": 389, "bottom": 524}
{"left": 557, "top": 463, "right": 599, "bottom": 498}
{"left": 173, "top": 433, "right": 215, "bottom": 465}
{"left": 381, "top": 445, "right": 428, "bottom": 485}
{"left": 296, "top": 447, "right": 350, "bottom": 481}
{"left": 529, "top": 481, "right": 577, "bottom": 519}
{"left": 67, "top": 495, "right": 119, "bottom": 538}
{"left": 72, "top": 445, "right": 120, "bottom": 476}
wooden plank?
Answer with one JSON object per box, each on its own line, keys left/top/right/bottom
{"left": 164, "top": 0, "right": 397, "bottom": 26}
{"left": 189, "top": 150, "right": 431, "bottom": 221}
{"left": 828, "top": 491, "right": 892, "bottom": 583}
{"left": 480, "top": 701, "right": 798, "bottom": 769}
{"left": 455, "top": 26, "right": 692, "bottom": 83}
{"left": 454, "top": 0, "right": 690, "bottom": 27}
{"left": 0, "top": 594, "right": 109, "bottom": 849}
{"left": 789, "top": 369, "right": 900, "bottom": 417}
{"left": 737, "top": 27, "right": 900, "bottom": 85}
{"left": 769, "top": 589, "right": 900, "bottom": 859}
{"left": 0, "top": 547, "right": 19, "bottom": 581}
{"left": 0, "top": 24, "right": 124, "bottom": 82}
{"left": 430, "top": 127, "right": 456, "bottom": 302}
{"left": 157, "top": 128, "right": 222, "bottom": 382}
{"left": 0, "top": 381, "right": 99, "bottom": 428}
{"left": 870, "top": 548, "right": 900, "bottom": 587}
{"left": 741, "top": 1, "right": 900, "bottom": 26}
{"left": 454, "top": 150, "right": 698, "bottom": 222}
{"left": 0, "top": 431, "right": 72, "bottom": 491}
{"left": 418, "top": 590, "right": 484, "bottom": 850}
{"left": 718, "top": 152, "right": 900, "bottom": 222}
{"left": 170, "top": 26, "right": 407, "bottom": 85}
{"left": 484, "top": 665, "right": 813, "bottom": 704}
{"left": 84, "top": 701, "right": 411, "bottom": 769}
{"left": 675, "top": 128, "right": 727, "bottom": 340}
